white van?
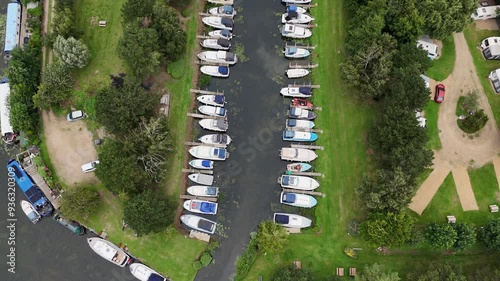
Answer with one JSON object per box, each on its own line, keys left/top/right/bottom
{"left": 471, "top": 6, "right": 500, "bottom": 20}
{"left": 0, "top": 82, "right": 16, "bottom": 143}
{"left": 417, "top": 40, "right": 439, "bottom": 60}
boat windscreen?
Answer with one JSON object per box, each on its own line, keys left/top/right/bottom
{"left": 225, "top": 52, "right": 235, "bottom": 61}
{"left": 282, "top": 193, "right": 296, "bottom": 203}
{"left": 284, "top": 130, "right": 295, "bottom": 138}
{"left": 217, "top": 38, "right": 230, "bottom": 47}
{"left": 275, "top": 214, "right": 290, "bottom": 224}
{"left": 287, "top": 47, "right": 297, "bottom": 54}
{"left": 214, "top": 95, "right": 225, "bottom": 104}
{"left": 198, "top": 219, "right": 215, "bottom": 232}
{"left": 218, "top": 134, "right": 227, "bottom": 143}
{"left": 217, "top": 148, "right": 226, "bottom": 159}
{"left": 201, "top": 160, "right": 212, "bottom": 167}
{"left": 288, "top": 11, "right": 299, "bottom": 19}
{"left": 299, "top": 87, "right": 311, "bottom": 94}
{"left": 215, "top": 120, "right": 226, "bottom": 129}
{"left": 282, "top": 175, "right": 291, "bottom": 185}
{"left": 222, "top": 5, "right": 233, "bottom": 14}
{"left": 206, "top": 187, "right": 218, "bottom": 195}
{"left": 200, "top": 202, "right": 216, "bottom": 213}
{"left": 220, "top": 29, "right": 231, "bottom": 37}
{"left": 148, "top": 273, "right": 166, "bottom": 281}
{"left": 221, "top": 18, "right": 233, "bottom": 27}
{"left": 287, "top": 119, "right": 297, "bottom": 127}
{"left": 218, "top": 66, "right": 229, "bottom": 75}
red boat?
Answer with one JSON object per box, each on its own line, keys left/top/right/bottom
{"left": 291, "top": 98, "right": 314, "bottom": 108}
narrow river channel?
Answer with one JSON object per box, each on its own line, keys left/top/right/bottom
{"left": 194, "top": 0, "right": 306, "bottom": 280}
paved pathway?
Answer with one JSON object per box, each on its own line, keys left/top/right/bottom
{"left": 409, "top": 165, "right": 451, "bottom": 215}
{"left": 492, "top": 156, "right": 500, "bottom": 191}
{"left": 452, "top": 167, "right": 479, "bottom": 211}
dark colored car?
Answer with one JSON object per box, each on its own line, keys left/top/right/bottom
{"left": 435, "top": 84, "right": 445, "bottom": 103}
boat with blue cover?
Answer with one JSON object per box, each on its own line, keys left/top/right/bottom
{"left": 280, "top": 192, "right": 317, "bottom": 208}
{"left": 209, "top": 5, "right": 237, "bottom": 17}
{"left": 286, "top": 162, "right": 312, "bottom": 172}
{"left": 201, "top": 65, "right": 230, "bottom": 78}
{"left": 187, "top": 185, "right": 219, "bottom": 197}
{"left": 180, "top": 214, "right": 217, "bottom": 234}
{"left": 282, "top": 130, "right": 318, "bottom": 142}
{"left": 21, "top": 200, "right": 41, "bottom": 224}
{"left": 189, "top": 159, "right": 214, "bottom": 170}
{"left": 130, "top": 263, "right": 170, "bottom": 281}
{"left": 286, "top": 119, "right": 314, "bottom": 129}
{"left": 189, "top": 146, "right": 228, "bottom": 161}
{"left": 286, "top": 5, "right": 308, "bottom": 14}
{"left": 278, "top": 175, "right": 319, "bottom": 190}
{"left": 183, "top": 199, "right": 218, "bottom": 215}
{"left": 7, "top": 159, "right": 53, "bottom": 217}
{"left": 197, "top": 95, "right": 225, "bottom": 106}
{"left": 283, "top": 47, "right": 310, "bottom": 59}
{"left": 273, "top": 213, "right": 312, "bottom": 228}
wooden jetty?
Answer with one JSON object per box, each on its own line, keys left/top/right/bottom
{"left": 23, "top": 164, "right": 61, "bottom": 209}
{"left": 288, "top": 83, "right": 320, "bottom": 89}
{"left": 180, "top": 194, "right": 217, "bottom": 202}
{"left": 289, "top": 62, "right": 318, "bottom": 69}
{"left": 295, "top": 23, "right": 318, "bottom": 28}
{"left": 290, "top": 171, "right": 325, "bottom": 177}
{"left": 291, "top": 143, "right": 324, "bottom": 150}
{"left": 190, "top": 89, "right": 224, "bottom": 96}
{"left": 197, "top": 34, "right": 216, "bottom": 39}
{"left": 287, "top": 3, "right": 318, "bottom": 9}
{"left": 189, "top": 230, "right": 211, "bottom": 242}
{"left": 285, "top": 42, "right": 316, "bottom": 50}
{"left": 286, "top": 227, "right": 301, "bottom": 234}
{"left": 199, "top": 12, "right": 233, "bottom": 18}
{"left": 282, "top": 188, "right": 325, "bottom": 197}
{"left": 292, "top": 105, "right": 322, "bottom": 111}
{"left": 287, "top": 127, "right": 323, "bottom": 133}
{"left": 187, "top": 112, "right": 225, "bottom": 119}
{"left": 195, "top": 60, "right": 230, "bottom": 67}
{"left": 185, "top": 141, "right": 226, "bottom": 148}
{"left": 181, "top": 169, "right": 213, "bottom": 175}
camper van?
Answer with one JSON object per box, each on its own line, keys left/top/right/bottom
{"left": 0, "top": 82, "right": 17, "bottom": 144}
{"left": 417, "top": 40, "right": 438, "bottom": 60}
{"left": 472, "top": 6, "right": 500, "bottom": 20}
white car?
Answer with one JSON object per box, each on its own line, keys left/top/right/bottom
{"left": 67, "top": 110, "right": 85, "bottom": 122}
{"left": 81, "top": 161, "right": 99, "bottom": 173}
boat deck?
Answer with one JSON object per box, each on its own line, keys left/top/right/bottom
{"left": 22, "top": 159, "right": 61, "bottom": 209}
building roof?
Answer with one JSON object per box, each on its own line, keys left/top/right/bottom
{"left": 0, "top": 83, "right": 13, "bottom": 135}
{"left": 4, "top": 3, "right": 21, "bottom": 53}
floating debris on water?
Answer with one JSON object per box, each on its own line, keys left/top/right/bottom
{"left": 234, "top": 43, "right": 249, "bottom": 63}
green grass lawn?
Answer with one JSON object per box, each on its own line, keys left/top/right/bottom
{"left": 469, "top": 163, "right": 500, "bottom": 214}
{"left": 73, "top": 0, "right": 128, "bottom": 90}
{"left": 425, "top": 36, "right": 456, "bottom": 82}
{"left": 424, "top": 100, "right": 442, "bottom": 150}
{"left": 463, "top": 24, "right": 500, "bottom": 125}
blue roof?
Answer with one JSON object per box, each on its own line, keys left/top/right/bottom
{"left": 8, "top": 160, "right": 33, "bottom": 192}
{"left": 4, "top": 3, "right": 20, "bottom": 53}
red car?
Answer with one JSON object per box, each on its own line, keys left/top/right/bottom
{"left": 291, "top": 98, "right": 314, "bottom": 108}
{"left": 435, "top": 84, "right": 445, "bottom": 103}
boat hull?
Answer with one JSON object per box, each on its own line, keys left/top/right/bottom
{"left": 201, "top": 39, "right": 231, "bottom": 50}
{"left": 283, "top": 48, "right": 311, "bottom": 59}
{"left": 278, "top": 175, "right": 320, "bottom": 190}
{"left": 207, "top": 0, "right": 234, "bottom": 5}
{"left": 21, "top": 200, "right": 40, "bottom": 224}
{"left": 197, "top": 52, "right": 237, "bottom": 65}
{"left": 201, "top": 66, "right": 230, "bottom": 78}
{"left": 189, "top": 159, "right": 214, "bottom": 170}
{"left": 280, "top": 148, "right": 318, "bottom": 162}
{"left": 199, "top": 134, "right": 232, "bottom": 145}
{"left": 197, "top": 95, "right": 225, "bottom": 106}
{"left": 286, "top": 69, "right": 310, "bottom": 78}
{"left": 282, "top": 131, "right": 318, "bottom": 142}
{"left": 180, "top": 214, "right": 217, "bottom": 234}
{"left": 274, "top": 213, "right": 312, "bottom": 228}
{"left": 202, "top": 17, "right": 233, "bottom": 31}
{"left": 187, "top": 185, "right": 219, "bottom": 197}
{"left": 282, "top": 13, "right": 314, "bottom": 24}
{"left": 280, "top": 192, "right": 317, "bottom": 208}
{"left": 199, "top": 119, "right": 228, "bottom": 132}
{"left": 183, "top": 200, "right": 218, "bottom": 215}
{"left": 129, "top": 263, "right": 164, "bottom": 281}
{"left": 189, "top": 146, "right": 228, "bottom": 161}
{"left": 209, "top": 6, "right": 237, "bottom": 18}
{"left": 286, "top": 163, "right": 312, "bottom": 172}
{"left": 208, "top": 30, "right": 233, "bottom": 40}
{"left": 87, "top": 237, "right": 131, "bottom": 267}
{"left": 286, "top": 119, "right": 315, "bottom": 129}
{"left": 199, "top": 105, "right": 226, "bottom": 117}
{"left": 188, "top": 174, "right": 215, "bottom": 185}
{"left": 280, "top": 87, "right": 312, "bottom": 98}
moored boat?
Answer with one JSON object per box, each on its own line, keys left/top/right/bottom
{"left": 280, "top": 147, "right": 318, "bottom": 162}
{"left": 188, "top": 174, "right": 215, "bottom": 185}
{"left": 291, "top": 98, "right": 314, "bottom": 108}
{"left": 280, "top": 192, "right": 317, "bottom": 208}
{"left": 130, "top": 263, "right": 169, "bottom": 281}
{"left": 278, "top": 175, "right": 320, "bottom": 190}
{"left": 199, "top": 105, "right": 227, "bottom": 117}
{"left": 286, "top": 5, "right": 308, "bottom": 14}
{"left": 273, "top": 213, "right": 312, "bottom": 228}
{"left": 197, "top": 51, "right": 237, "bottom": 65}
{"left": 288, "top": 107, "right": 316, "bottom": 120}
{"left": 286, "top": 119, "right": 315, "bottom": 129}
{"left": 199, "top": 119, "right": 228, "bottom": 132}
{"left": 189, "top": 146, "right": 228, "bottom": 161}
{"left": 87, "top": 237, "right": 131, "bottom": 267}
{"left": 208, "top": 29, "right": 233, "bottom": 40}
{"left": 199, "top": 134, "right": 232, "bottom": 145}
{"left": 202, "top": 16, "right": 234, "bottom": 31}
{"left": 286, "top": 68, "right": 310, "bottom": 78}
{"left": 21, "top": 200, "right": 40, "bottom": 224}
{"left": 282, "top": 12, "right": 314, "bottom": 24}
{"left": 201, "top": 38, "right": 231, "bottom": 50}
{"left": 201, "top": 65, "right": 230, "bottom": 78}
{"left": 207, "top": 0, "right": 234, "bottom": 5}
{"left": 183, "top": 200, "right": 218, "bottom": 215}
{"left": 53, "top": 213, "right": 85, "bottom": 235}
{"left": 209, "top": 5, "right": 237, "bottom": 17}
{"left": 187, "top": 185, "right": 220, "bottom": 197}
{"left": 180, "top": 214, "right": 217, "bottom": 234}
{"left": 197, "top": 94, "right": 225, "bottom": 106}
{"left": 282, "top": 0, "right": 312, "bottom": 4}
{"left": 282, "top": 130, "right": 318, "bottom": 142}
{"left": 286, "top": 162, "right": 312, "bottom": 172}
{"left": 280, "top": 86, "right": 313, "bottom": 98}
{"left": 283, "top": 46, "right": 311, "bottom": 59}
{"left": 281, "top": 24, "right": 312, "bottom": 39}
{"left": 189, "top": 159, "right": 214, "bottom": 170}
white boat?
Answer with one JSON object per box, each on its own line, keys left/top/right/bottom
{"left": 187, "top": 185, "right": 219, "bottom": 197}
{"left": 21, "top": 200, "right": 40, "bottom": 224}
{"left": 208, "top": 30, "right": 233, "bottom": 40}
{"left": 280, "top": 86, "right": 312, "bottom": 97}
{"left": 280, "top": 147, "right": 318, "bottom": 162}
{"left": 129, "top": 263, "right": 168, "bottom": 281}
{"left": 281, "top": 24, "right": 312, "bottom": 39}
{"left": 199, "top": 134, "right": 232, "bottom": 145}
{"left": 189, "top": 159, "right": 214, "bottom": 170}
{"left": 286, "top": 68, "right": 310, "bottom": 78}
{"left": 201, "top": 38, "right": 231, "bottom": 50}
{"left": 198, "top": 51, "right": 237, "bottom": 65}
{"left": 180, "top": 214, "right": 217, "bottom": 234}
{"left": 282, "top": 0, "right": 312, "bottom": 4}
{"left": 197, "top": 94, "right": 226, "bottom": 106}
{"left": 286, "top": 5, "right": 308, "bottom": 14}
{"left": 286, "top": 162, "right": 312, "bottom": 172}
{"left": 199, "top": 105, "right": 227, "bottom": 117}
{"left": 202, "top": 16, "right": 233, "bottom": 31}
{"left": 283, "top": 47, "right": 311, "bottom": 59}
{"left": 282, "top": 12, "right": 314, "bottom": 24}
{"left": 278, "top": 175, "right": 319, "bottom": 190}
{"left": 188, "top": 174, "right": 214, "bottom": 185}
{"left": 183, "top": 200, "right": 218, "bottom": 215}
{"left": 201, "top": 65, "right": 230, "bottom": 78}
{"left": 207, "top": 0, "right": 234, "bottom": 5}
{"left": 209, "top": 5, "right": 237, "bottom": 17}
{"left": 288, "top": 107, "right": 316, "bottom": 120}
{"left": 189, "top": 146, "right": 228, "bottom": 161}
{"left": 286, "top": 119, "right": 315, "bottom": 129}
{"left": 199, "top": 119, "right": 228, "bottom": 132}
{"left": 280, "top": 192, "right": 317, "bottom": 208}
{"left": 87, "top": 237, "right": 131, "bottom": 267}
{"left": 274, "top": 213, "right": 312, "bottom": 229}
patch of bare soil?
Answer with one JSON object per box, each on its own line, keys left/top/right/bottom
{"left": 475, "top": 19, "right": 500, "bottom": 31}
{"left": 42, "top": 111, "right": 98, "bottom": 186}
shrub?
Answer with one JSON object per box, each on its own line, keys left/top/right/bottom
{"left": 200, "top": 252, "right": 213, "bottom": 266}
{"left": 198, "top": 74, "right": 211, "bottom": 88}
{"left": 235, "top": 235, "right": 258, "bottom": 280}
{"left": 458, "top": 109, "right": 488, "bottom": 134}
{"left": 192, "top": 260, "right": 203, "bottom": 270}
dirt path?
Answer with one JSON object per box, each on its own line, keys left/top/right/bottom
{"left": 492, "top": 156, "right": 500, "bottom": 190}
{"left": 410, "top": 32, "right": 500, "bottom": 213}
{"left": 452, "top": 167, "right": 479, "bottom": 211}
{"left": 42, "top": 111, "right": 98, "bottom": 185}
{"left": 409, "top": 165, "right": 451, "bottom": 215}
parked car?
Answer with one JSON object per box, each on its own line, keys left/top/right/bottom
{"left": 67, "top": 110, "right": 85, "bottom": 122}
{"left": 81, "top": 161, "right": 99, "bottom": 173}
{"left": 434, "top": 84, "right": 445, "bottom": 103}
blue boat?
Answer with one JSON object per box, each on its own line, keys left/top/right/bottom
{"left": 282, "top": 130, "right": 318, "bottom": 142}
{"left": 7, "top": 160, "right": 53, "bottom": 217}
{"left": 183, "top": 199, "right": 218, "bottom": 215}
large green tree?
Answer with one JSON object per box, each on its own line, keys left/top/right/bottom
{"left": 385, "top": 66, "right": 430, "bottom": 111}
{"left": 418, "top": 0, "right": 476, "bottom": 39}
{"left": 95, "top": 76, "right": 159, "bottom": 135}
{"left": 151, "top": 2, "right": 187, "bottom": 62}
{"left": 255, "top": 221, "right": 289, "bottom": 253}
{"left": 452, "top": 222, "right": 476, "bottom": 251}
{"left": 392, "top": 43, "right": 432, "bottom": 73}
{"left": 471, "top": 266, "right": 500, "bottom": 281}
{"left": 53, "top": 7, "right": 77, "bottom": 38}
{"left": 385, "top": 0, "right": 423, "bottom": 42}
{"left": 123, "top": 190, "right": 175, "bottom": 236}
{"left": 407, "top": 263, "right": 466, "bottom": 281}
{"left": 33, "top": 63, "right": 73, "bottom": 109}
{"left": 425, "top": 223, "right": 457, "bottom": 249}
{"left": 360, "top": 211, "right": 415, "bottom": 247}
{"left": 272, "top": 266, "right": 314, "bottom": 281}
{"left": 346, "top": 0, "right": 387, "bottom": 53}
{"left": 480, "top": 218, "right": 500, "bottom": 250}
{"left": 121, "top": 0, "right": 154, "bottom": 23}
{"left": 355, "top": 263, "right": 400, "bottom": 281}
{"left": 60, "top": 185, "right": 100, "bottom": 221}
{"left": 53, "top": 36, "right": 90, "bottom": 68}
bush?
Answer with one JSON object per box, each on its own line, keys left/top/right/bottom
{"left": 480, "top": 218, "right": 500, "bottom": 250}
{"left": 235, "top": 236, "right": 258, "bottom": 280}
{"left": 200, "top": 252, "right": 213, "bottom": 266}
{"left": 458, "top": 109, "right": 488, "bottom": 134}
{"left": 198, "top": 74, "right": 211, "bottom": 88}
{"left": 206, "top": 240, "right": 220, "bottom": 253}
{"left": 192, "top": 260, "right": 203, "bottom": 270}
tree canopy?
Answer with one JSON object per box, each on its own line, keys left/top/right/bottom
{"left": 480, "top": 218, "right": 500, "bottom": 250}
{"left": 425, "top": 223, "right": 458, "bottom": 249}
{"left": 272, "top": 266, "right": 314, "bottom": 281}
{"left": 53, "top": 36, "right": 90, "bottom": 68}
{"left": 452, "top": 223, "right": 476, "bottom": 251}
{"left": 385, "top": 0, "right": 423, "bottom": 43}
{"left": 360, "top": 211, "right": 416, "bottom": 247}
{"left": 151, "top": 2, "right": 187, "bottom": 62}
{"left": 60, "top": 185, "right": 100, "bottom": 221}
{"left": 123, "top": 190, "right": 175, "bottom": 236}
{"left": 418, "top": 0, "right": 476, "bottom": 39}
{"left": 33, "top": 63, "right": 73, "bottom": 109}
{"left": 255, "top": 221, "right": 289, "bottom": 253}
{"left": 407, "top": 263, "right": 467, "bottom": 281}
{"left": 355, "top": 263, "right": 400, "bottom": 281}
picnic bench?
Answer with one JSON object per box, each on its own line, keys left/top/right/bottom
{"left": 336, "top": 268, "right": 344, "bottom": 276}
{"left": 349, "top": 268, "right": 357, "bottom": 276}
{"left": 159, "top": 94, "right": 170, "bottom": 117}
{"left": 447, "top": 216, "right": 456, "bottom": 224}
{"left": 98, "top": 21, "right": 107, "bottom": 27}
{"left": 490, "top": 205, "right": 499, "bottom": 213}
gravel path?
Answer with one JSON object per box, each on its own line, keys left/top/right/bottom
{"left": 452, "top": 167, "right": 479, "bottom": 211}
{"left": 409, "top": 165, "right": 451, "bottom": 215}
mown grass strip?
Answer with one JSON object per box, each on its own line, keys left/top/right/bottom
{"left": 425, "top": 36, "right": 456, "bottom": 82}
